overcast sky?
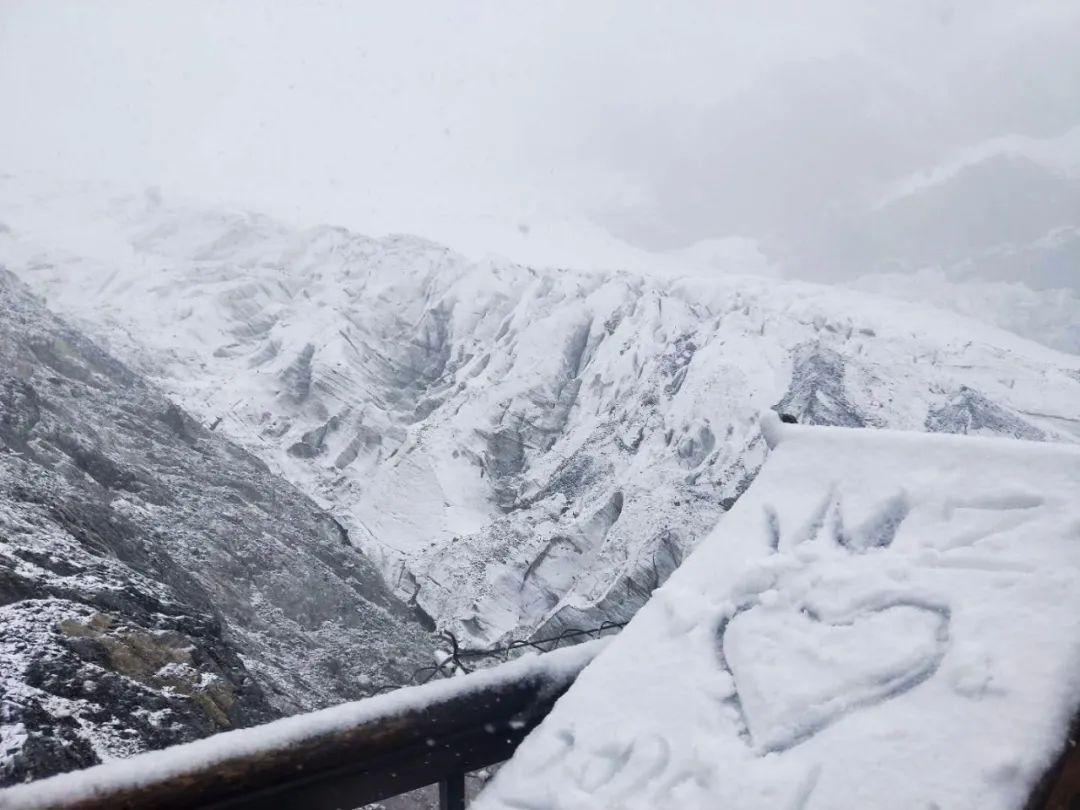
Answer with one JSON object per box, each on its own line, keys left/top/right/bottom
{"left": 1, "top": 1, "right": 1078, "bottom": 278}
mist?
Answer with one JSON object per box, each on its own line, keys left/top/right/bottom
{"left": 1, "top": 0, "right": 1077, "bottom": 286}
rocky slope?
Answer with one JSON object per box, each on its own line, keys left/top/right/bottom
{"left": 2, "top": 181, "right": 1079, "bottom": 651}
{"left": 0, "top": 270, "right": 435, "bottom": 786}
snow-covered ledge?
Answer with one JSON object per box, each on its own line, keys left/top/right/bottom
{"left": 475, "top": 423, "right": 1080, "bottom": 810}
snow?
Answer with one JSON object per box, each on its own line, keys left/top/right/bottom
{"left": 475, "top": 422, "right": 1080, "bottom": 810}
{"left": 0, "top": 641, "right": 605, "bottom": 810}
{"left": 851, "top": 268, "right": 1080, "bottom": 356}
{"left": 1, "top": 174, "right": 1078, "bottom": 648}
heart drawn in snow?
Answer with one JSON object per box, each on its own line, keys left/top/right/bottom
{"left": 721, "top": 602, "right": 950, "bottom": 753}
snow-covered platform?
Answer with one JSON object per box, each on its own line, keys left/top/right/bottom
{"left": 476, "top": 418, "right": 1080, "bottom": 810}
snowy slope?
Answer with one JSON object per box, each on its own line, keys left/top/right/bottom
{"left": 2, "top": 177, "right": 1079, "bottom": 647}
{"left": 0, "top": 271, "right": 435, "bottom": 786}
{"left": 476, "top": 420, "right": 1080, "bottom": 810}
{"left": 850, "top": 268, "right": 1080, "bottom": 355}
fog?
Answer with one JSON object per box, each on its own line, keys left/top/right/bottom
{"left": 1, "top": 1, "right": 1078, "bottom": 285}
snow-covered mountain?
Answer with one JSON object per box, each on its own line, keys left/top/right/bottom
{"left": 850, "top": 269, "right": 1080, "bottom": 355}
{"left": 816, "top": 141, "right": 1080, "bottom": 296}
{"left": 827, "top": 133, "right": 1080, "bottom": 356}
{"left": 0, "top": 271, "right": 435, "bottom": 786}
{"left": 2, "top": 178, "right": 1078, "bottom": 649}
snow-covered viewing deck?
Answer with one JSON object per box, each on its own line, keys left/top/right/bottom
{"left": 476, "top": 418, "right": 1080, "bottom": 810}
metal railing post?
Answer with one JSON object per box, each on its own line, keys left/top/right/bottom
{"left": 439, "top": 772, "right": 466, "bottom": 810}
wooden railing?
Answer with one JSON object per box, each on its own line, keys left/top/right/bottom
{"left": 0, "top": 643, "right": 604, "bottom": 810}
{"left": 4, "top": 633, "right": 1077, "bottom": 810}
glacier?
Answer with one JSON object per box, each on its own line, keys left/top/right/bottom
{"left": 1, "top": 177, "right": 1078, "bottom": 651}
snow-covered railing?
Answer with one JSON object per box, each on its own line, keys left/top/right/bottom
{"left": 0, "top": 641, "right": 607, "bottom": 810}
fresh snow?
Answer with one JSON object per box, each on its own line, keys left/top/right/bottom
{"left": 475, "top": 418, "right": 1080, "bottom": 810}
{"left": 851, "top": 268, "right": 1080, "bottom": 355}
{"left": 0, "top": 641, "right": 605, "bottom": 810}
{"left": 1, "top": 176, "right": 1078, "bottom": 650}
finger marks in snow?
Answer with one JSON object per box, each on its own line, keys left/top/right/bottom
{"left": 946, "top": 492, "right": 1045, "bottom": 514}
{"left": 607, "top": 735, "right": 672, "bottom": 801}
{"left": 764, "top": 505, "right": 781, "bottom": 552}
{"left": 573, "top": 739, "right": 636, "bottom": 793}
{"left": 933, "top": 509, "right": 1045, "bottom": 551}
{"left": 930, "top": 491, "right": 1049, "bottom": 552}
{"left": 500, "top": 795, "right": 553, "bottom": 810}
{"left": 653, "top": 758, "right": 715, "bottom": 801}
{"left": 534, "top": 727, "right": 576, "bottom": 772}
{"left": 712, "top": 604, "right": 758, "bottom": 749}
{"left": 721, "top": 602, "right": 950, "bottom": 754}
{"left": 914, "top": 551, "right": 1036, "bottom": 575}
{"left": 789, "top": 763, "right": 823, "bottom": 810}
{"left": 833, "top": 490, "right": 911, "bottom": 553}
{"left": 781, "top": 487, "right": 836, "bottom": 551}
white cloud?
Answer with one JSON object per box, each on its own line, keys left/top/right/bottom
{"left": 0, "top": 0, "right": 1077, "bottom": 281}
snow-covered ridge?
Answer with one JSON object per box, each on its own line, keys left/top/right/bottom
{"left": 875, "top": 125, "right": 1080, "bottom": 210}
{"left": 839, "top": 149, "right": 1080, "bottom": 295}
{"left": 2, "top": 178, "right": 1078, "bottom": 646}
{"left": 850, "top": 268, "right": 1080, "bottom": 355}
{"left": 476, "top": 422, "right": 1080, "bottom": 810}
{"left": 0, "top": 270, "right": 436, "bottom": 785}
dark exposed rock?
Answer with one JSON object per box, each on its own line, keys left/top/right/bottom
{"left": 407, "top": 306, "right": 453, "bottom": 391}
{"left": 287, "top": 414, "right": 342, "bottom": 458}
{"left": 0, "top": 270, "right": 434, "bottom": 786}
{"left": 480, "top": 324, "right": 594, "bottom": 511}
{"left": 483, "top": 424, "right": 527, "bottom": 509}
{"left": 675, "top": 424, "right": 716, "bottom": 469}
{"left": 926, "top": 386, "right": 1045, "bottom": 441}
{"left": 334, "top": 424, "right": 383, "bottom": 469}
{"left": 539, "top": 528, "right": 686, "bottom": 637}
{"left": 279, "top": 343, "right": 316, "bottom": 404}
{"left": 661, "top": 335, "right": 697, "bottom": 396}
{"left": 580, "top": 490, "right": 624, "bottom": 545}
{"left": 775, "top": 343, "right": 866, "bottom": 427}
{"left": 157, "top": 403, "right": 198, "bottom": 444}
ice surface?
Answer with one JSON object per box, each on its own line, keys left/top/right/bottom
{"left": 475, "top": 423, "right": 1080, "bottom": 810}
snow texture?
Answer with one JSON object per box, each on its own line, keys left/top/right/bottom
{"left": 0, "top": 640, "right": 603, "bottom": 810}
{"left": 475, "top": 423, "right": 1080, "bottom": 810}
{"left": 1, "top": 175, "right": 1078, "bottom": 654}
